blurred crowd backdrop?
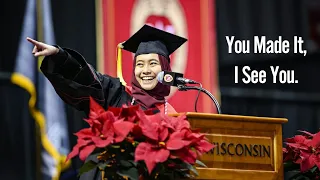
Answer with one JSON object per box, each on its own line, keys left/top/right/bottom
{"left": 1, "top": 0, "right": 320, "bottom": 180}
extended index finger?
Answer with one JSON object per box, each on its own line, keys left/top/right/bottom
{"left": 26, "top": 37, "right": 43, "bottom": 46}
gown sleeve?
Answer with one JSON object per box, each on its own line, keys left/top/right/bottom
{"left": 41, "top": 46, "right": 134, "bottom": 180}
{"left": 40, "top": 46, "right": 130, "bottom": 114}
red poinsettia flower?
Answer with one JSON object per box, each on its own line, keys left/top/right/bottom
{"left": 66, "top": 129, "right": 96, "bottom": 161}
{"left": 193, "top": 136, "right": 215, "bottom": 155}
{"left": 66, "top": 97, "right": 134, "bottom": 162}
{"left": 136, "top": 112, "right": 172, "bottom": 141}
{"left": 165, "top": 129, "right": 196, "bottom": 163}
{"left": 135, "top": 142, "right": 170, "bottom": 174}
{"left": 166, "top": 129, "right": 192, "bottom": 150}
{"left": 86, "top": 98, "right": 135, "bottom": 147}
{"left": 134, "top": 113, "right": 175, "bottom": 173}
{"left": 166, "top": 128, "right": 215, "bottom": 163}
{"left": 283, "top": 146, "right": 301, "bottom": 163}
{"left": 297, "top": 130, "right": 316, "bottom": 137}
{"left": 108, "top": 103, "right": 160, "bottom": 142}
{"left": 134, "top": 113, "right": 213, "bottom": 174}
{"left": 286, "top": 131, "right": 320, "bottom": 172}
{"left": 121, "top": 105, "right": 140, "bottom": 122}
{"left": 163, "top": 114, "right": 214, "bottom": 160}
{"left": 109, "top": 103, "right": 153, "bottom": 123}
{"left": 131, "top": 124, "right": 143, "bottom": 139}
{"left": 283, "top": 134, "right": 308, "bottom": 163}
{"left": 299, "top": 132, "right": 320, "bottom": 172}
{"left": 87, "top": 97, "right": 105, "bottom": 120}
{"left": 162, "top": 114, "right": 190, "bottom": 132}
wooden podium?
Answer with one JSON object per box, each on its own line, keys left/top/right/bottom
{"left": 173, "top": 112, "right": 288, "bottom": 180}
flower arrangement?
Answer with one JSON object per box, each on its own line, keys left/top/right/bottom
{"left": 283, "top": 130, "right": 320, "bottom": 179}
{"left": 66, "top": 97, "right": 215, "bottom": 180}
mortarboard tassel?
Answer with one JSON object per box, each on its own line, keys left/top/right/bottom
{"left": 116, "top": 42, "right": 127, "bottom": 86}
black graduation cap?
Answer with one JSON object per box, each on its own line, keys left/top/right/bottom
{"left": 120, "top": 24, "right": 187, "bottom": 61}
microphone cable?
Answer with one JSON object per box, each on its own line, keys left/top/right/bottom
{"left": 178, "top": 84, "right": 221, "bottom": 114}
{"left": 194, "top": 82, "right": 202, "bottom": 112}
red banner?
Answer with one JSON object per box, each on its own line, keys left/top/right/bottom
{"left": 96, "top": 0, "right": 219, "bottom": 113}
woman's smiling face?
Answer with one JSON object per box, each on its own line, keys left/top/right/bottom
{"left": 134, "top": 53, "right": 162, "bottom": 90}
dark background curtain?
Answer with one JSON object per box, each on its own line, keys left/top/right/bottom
{"left": 216, "top": 0, "right": 320, "bottom": 139}
{"left": 216, "top": 0, "right": 310, "bottom": 65}
{"left": 1, "top": 0, "right": 319, "bottom": 180}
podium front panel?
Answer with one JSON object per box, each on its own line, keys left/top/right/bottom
{"left": 180, "top": 113, "right": 287, "bottom": 180}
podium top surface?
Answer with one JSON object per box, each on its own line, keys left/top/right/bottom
{"left": 169, "top": 112, "right": 288, "bottom": 124}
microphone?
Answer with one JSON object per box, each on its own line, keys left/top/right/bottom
{"left": 156, "top": 71, "right": 199, "bottom": 86}
{"left": 157, "top": 71, "right": 221, "bottom": 114}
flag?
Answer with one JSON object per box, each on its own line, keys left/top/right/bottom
{"left": 11, "top": 0, "right": 71, "bottom": 179}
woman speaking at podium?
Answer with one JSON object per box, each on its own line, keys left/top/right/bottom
{"left": 27, "top": 25, "right": 187, "bottom": 179}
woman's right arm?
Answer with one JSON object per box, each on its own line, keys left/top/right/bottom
{"left": 26, "top": 37, "right": 125, "bottom": 114}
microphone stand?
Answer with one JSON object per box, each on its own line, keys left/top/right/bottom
{"left": 177, "top": 84, "right": 222, "bottom": 114}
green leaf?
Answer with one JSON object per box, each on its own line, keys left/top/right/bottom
{"left": 129, "top": 160, "right": 138, "bottom": 167}
{"left": 196, "top": 160, "right": 207, "bottom": 167}
{"left": 97, "top": 160, "right": 112, "bottom": 170}
{"left": 119, "top": 160, "right": 137, "bottom": 168}
{"left": 284, "top": 161, "right": 300, "bottom": 172}
{"left": 117, "top": 167, "right": 139, "bottom": 180}
{"left": 78, "top": 160, "right": 98, "bottom": 176}
{"left": 111, "top": 145, "right": 120, "bottom": 148}
{"left": 183, "top": 173, "right": 193, "bottom": 178}
{"left": 310, "top": 166, "right": 318, "bottom": 173}
{"left": 175, "top": 169, "right": 196, "bottom": 179}
{"left": 180, "top": 161, "right": 199, "bottom": 176}
{"left": 162, "top": 172, "right": 175, "bottom": 179}
{"left": 288, "top": 172, "right": 307, "bottom": 180}
{"left": 289, "top": 171, "right": 310, "bottom": 180}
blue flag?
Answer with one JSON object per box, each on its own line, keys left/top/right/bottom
{"left": 11, "top": 0, "right": 71, "bottom": 179}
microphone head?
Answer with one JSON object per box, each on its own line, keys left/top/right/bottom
{"left": 156, "top": 71, "right": 180, "bottom": 86}
{"left": 156, "top": 71, "right": 164, "bottom": 83}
